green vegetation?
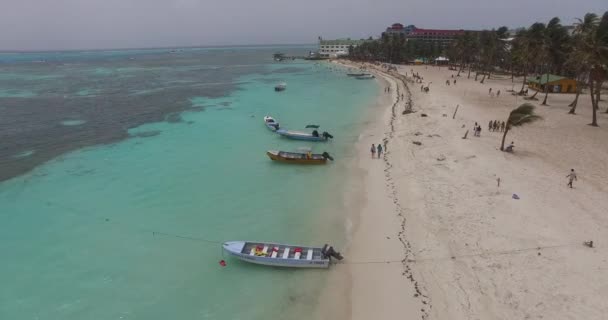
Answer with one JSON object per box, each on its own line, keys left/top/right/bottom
{"left": 500, "top": 103, "right": 543, "bottom": 151}
{"left": 348, "top": 11, "right": 608, "bottom": 127}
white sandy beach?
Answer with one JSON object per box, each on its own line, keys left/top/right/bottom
{"left": 328, "top": 60, "right": 608, "bottom": 320}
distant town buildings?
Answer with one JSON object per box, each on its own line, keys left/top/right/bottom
{"left": 318, "top": 38, "right": 367, "bottom": 57}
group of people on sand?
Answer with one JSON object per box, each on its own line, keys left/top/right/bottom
{"left": 370, "top": 143, "right": 384, "bottom": 159}
{"left": 488, "top": 88, "right": 501, "bottom": 98}
{"left": 472, "top": 122, "right": 483, "bottom": 136}
{"left": 445, "top": 79, "right": 457, "bottom": 86}
{"left": 488, "top": 120, "right": 506, "bottom": 132}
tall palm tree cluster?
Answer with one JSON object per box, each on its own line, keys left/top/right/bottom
{"left": 456, "top": 12, "right": 607, "bottom": 126}
{"left": 348, "top": 12, "right": 608, "bottom": 126}
{"left": 348, "top": 32, "right": 444, "bottom": 63}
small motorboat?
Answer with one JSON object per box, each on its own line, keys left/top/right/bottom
{"left": 264, "top": 116, "right": 280, "bottom": 131}
{"left": 275, "top": 82, "right": 287, "bottom": 91}
{"left": 266, "top": 149, "right": 333, "bottom": 165}
{"left": 276, "top": 129, "right": 333, "bottom": 141}
{"left": 346, "top": 73, "right": 366, "bottom": 77}
{"left": 355, "top": 74, "right": 375, "bottom": 80}
{"left": 222, "top": 241, "right": 343, "bottom": 268}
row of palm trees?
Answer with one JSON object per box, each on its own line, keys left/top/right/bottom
{"left": 348, "top": 12, "right": 607, "bottom": 127}
{"left": 447, "top": 12, "right": 607, "bottom": 126}
{"left": 349, "top": 33, "right": 445, "bottom": 63}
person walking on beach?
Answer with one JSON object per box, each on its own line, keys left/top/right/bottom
{"left": 493, "top": 120, "right": 498, "bottom": 132}
{"left": 371, "top": 144, "right": 376, "bottom": 159}
{"left": 489, "top": 88, "right": 492, "bottom": 95}
{"left": 488, "top": 120, "right": 493, "bottom": 132}
{"left": 566, "top": 169, "right": 578, "bottom": 188}
{"left": 497, "top": 90, "right": 501, "bottom": 97}
{"left": 501, "top": 121, "right": 505, "bottom": 132}
{"left": 377, "top": 143, "right": 383, "bottom": 158}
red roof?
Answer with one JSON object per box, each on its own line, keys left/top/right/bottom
{"left": 410, "top": 28, "right": 465, "bottom": 36}
{"left": 390, "top": 23, "right": 404, "bottom": 29}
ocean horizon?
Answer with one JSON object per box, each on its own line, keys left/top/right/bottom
{"left": 0, "top": 46, "right": 379, "bottom": 319}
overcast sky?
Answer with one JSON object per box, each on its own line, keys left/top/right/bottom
{"left": 1, "top": 0, "right": 606, "bottom": 51}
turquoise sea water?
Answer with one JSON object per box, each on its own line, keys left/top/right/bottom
{"left": 0, "top": 49, "right": 378, "bottom": 319}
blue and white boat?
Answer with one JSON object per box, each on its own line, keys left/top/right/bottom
{"left": 276, "top": 129, "right": 333, "bottom": 141}
{"left": 264, "top": 116, "right": 280, "bottom": 131}
{"left": 222, "top": 241, "right": 343, "bottom": 268}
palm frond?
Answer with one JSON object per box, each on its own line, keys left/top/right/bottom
{"left": 507, "top": 103, "right": 543, "bottom": 127}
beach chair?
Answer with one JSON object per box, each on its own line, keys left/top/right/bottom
{"left": 282, "top": 248, "right": 290, "bottom": 259}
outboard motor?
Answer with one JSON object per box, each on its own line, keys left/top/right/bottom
{"left": 322, "top": 131, "right": 334, "bottom": 139}
{"left": 321, "top": 244, "right": 344, "bottom": 261}
{"left": 321, "top": 152, "right": 334, "bottom": 161}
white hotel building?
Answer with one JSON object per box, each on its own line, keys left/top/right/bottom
{"left": 318, "top": 39, "right": 366, "bottom": 57}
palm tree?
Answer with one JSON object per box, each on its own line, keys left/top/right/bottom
{"left": 542, "top": 17, "right": 570, "bottom": 105}
{"left": 597, "top": 12, "right": 608, "bottom": 113}
{"left": 500, "top": 103, "right": 543, "bottom": 151}
{"left": 571, "top": 12, "right": 607, "bottom": 126}
{"left": 566, "top": 13, "right": 599, "bottom": 113}
{"left": 511, "top": 29, "right": 531, "bottom": 94}
{"left": 526, "top": 22, "right": 548, "bottom": 100}
{"left": 478, "top": 30, "right": 499, "bottom": 84}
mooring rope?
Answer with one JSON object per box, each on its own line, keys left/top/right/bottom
{"left": 32, "top": 198, "right": 589, "bottom": 267}
{"left": 33, "top": 198, "right": 224, "bottom": 246}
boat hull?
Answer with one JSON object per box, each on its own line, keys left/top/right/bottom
{"left": 264, "top": 116, "right": 279, "bottom": 131}
{"left": 267, "top": 151, "right": 327, "bottom": 165}
{"left": 223, "top": 241, "right": 330, "bottom": 268}
{"left": 276, "top": 129, "right": 328, "bottom": 141}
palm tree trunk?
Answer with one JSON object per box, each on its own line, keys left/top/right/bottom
{"left": 530, "top": 90, "right": 539, "bottom": 99}
{"left": 519, "top": 65, "right": 527, "bottom": 94}
{"left": 568, "top": 84, "right": 581, "bottom": 114}
{"left": 467, "top": 66, "right": 471, "bottom": 79}
{"left": 480, "top": 73, "right": 486, "bottom": 84}
{"left": 589, "top": 79, "right": 598, "bottom": 126}
{"left": 541, "top": 73, "right": 550, "bottom": 105}
{"left": 500, "top": 127, "right": 509, "bottom": 151}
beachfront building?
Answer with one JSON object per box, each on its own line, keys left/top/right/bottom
{"left": 382, "top": 24, "right": 468, "bottom": 48}
{"left": 406, "top": 28, "right": 465, "bottom": 48}
{"left": 528, "top": 74, "right": 577, "bottom": 93}
{"left": 318, "top": 38, "right": 366, "bottom": 57}
{"left": 384, "top": 23, "right": 416, "bottom": 36}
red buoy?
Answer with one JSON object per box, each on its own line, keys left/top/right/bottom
{"left": 219, "top": 260, "right": 226, "bottom": 267}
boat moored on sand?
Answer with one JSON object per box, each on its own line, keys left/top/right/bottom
{"left": 222, "top": 241, "right": 343, "bottom": 268}
{"left": 266, "top": 149, "right": 333, "bottom": 164}
{"left": 264, "top": 116, "right": 280, "bottom": 131}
